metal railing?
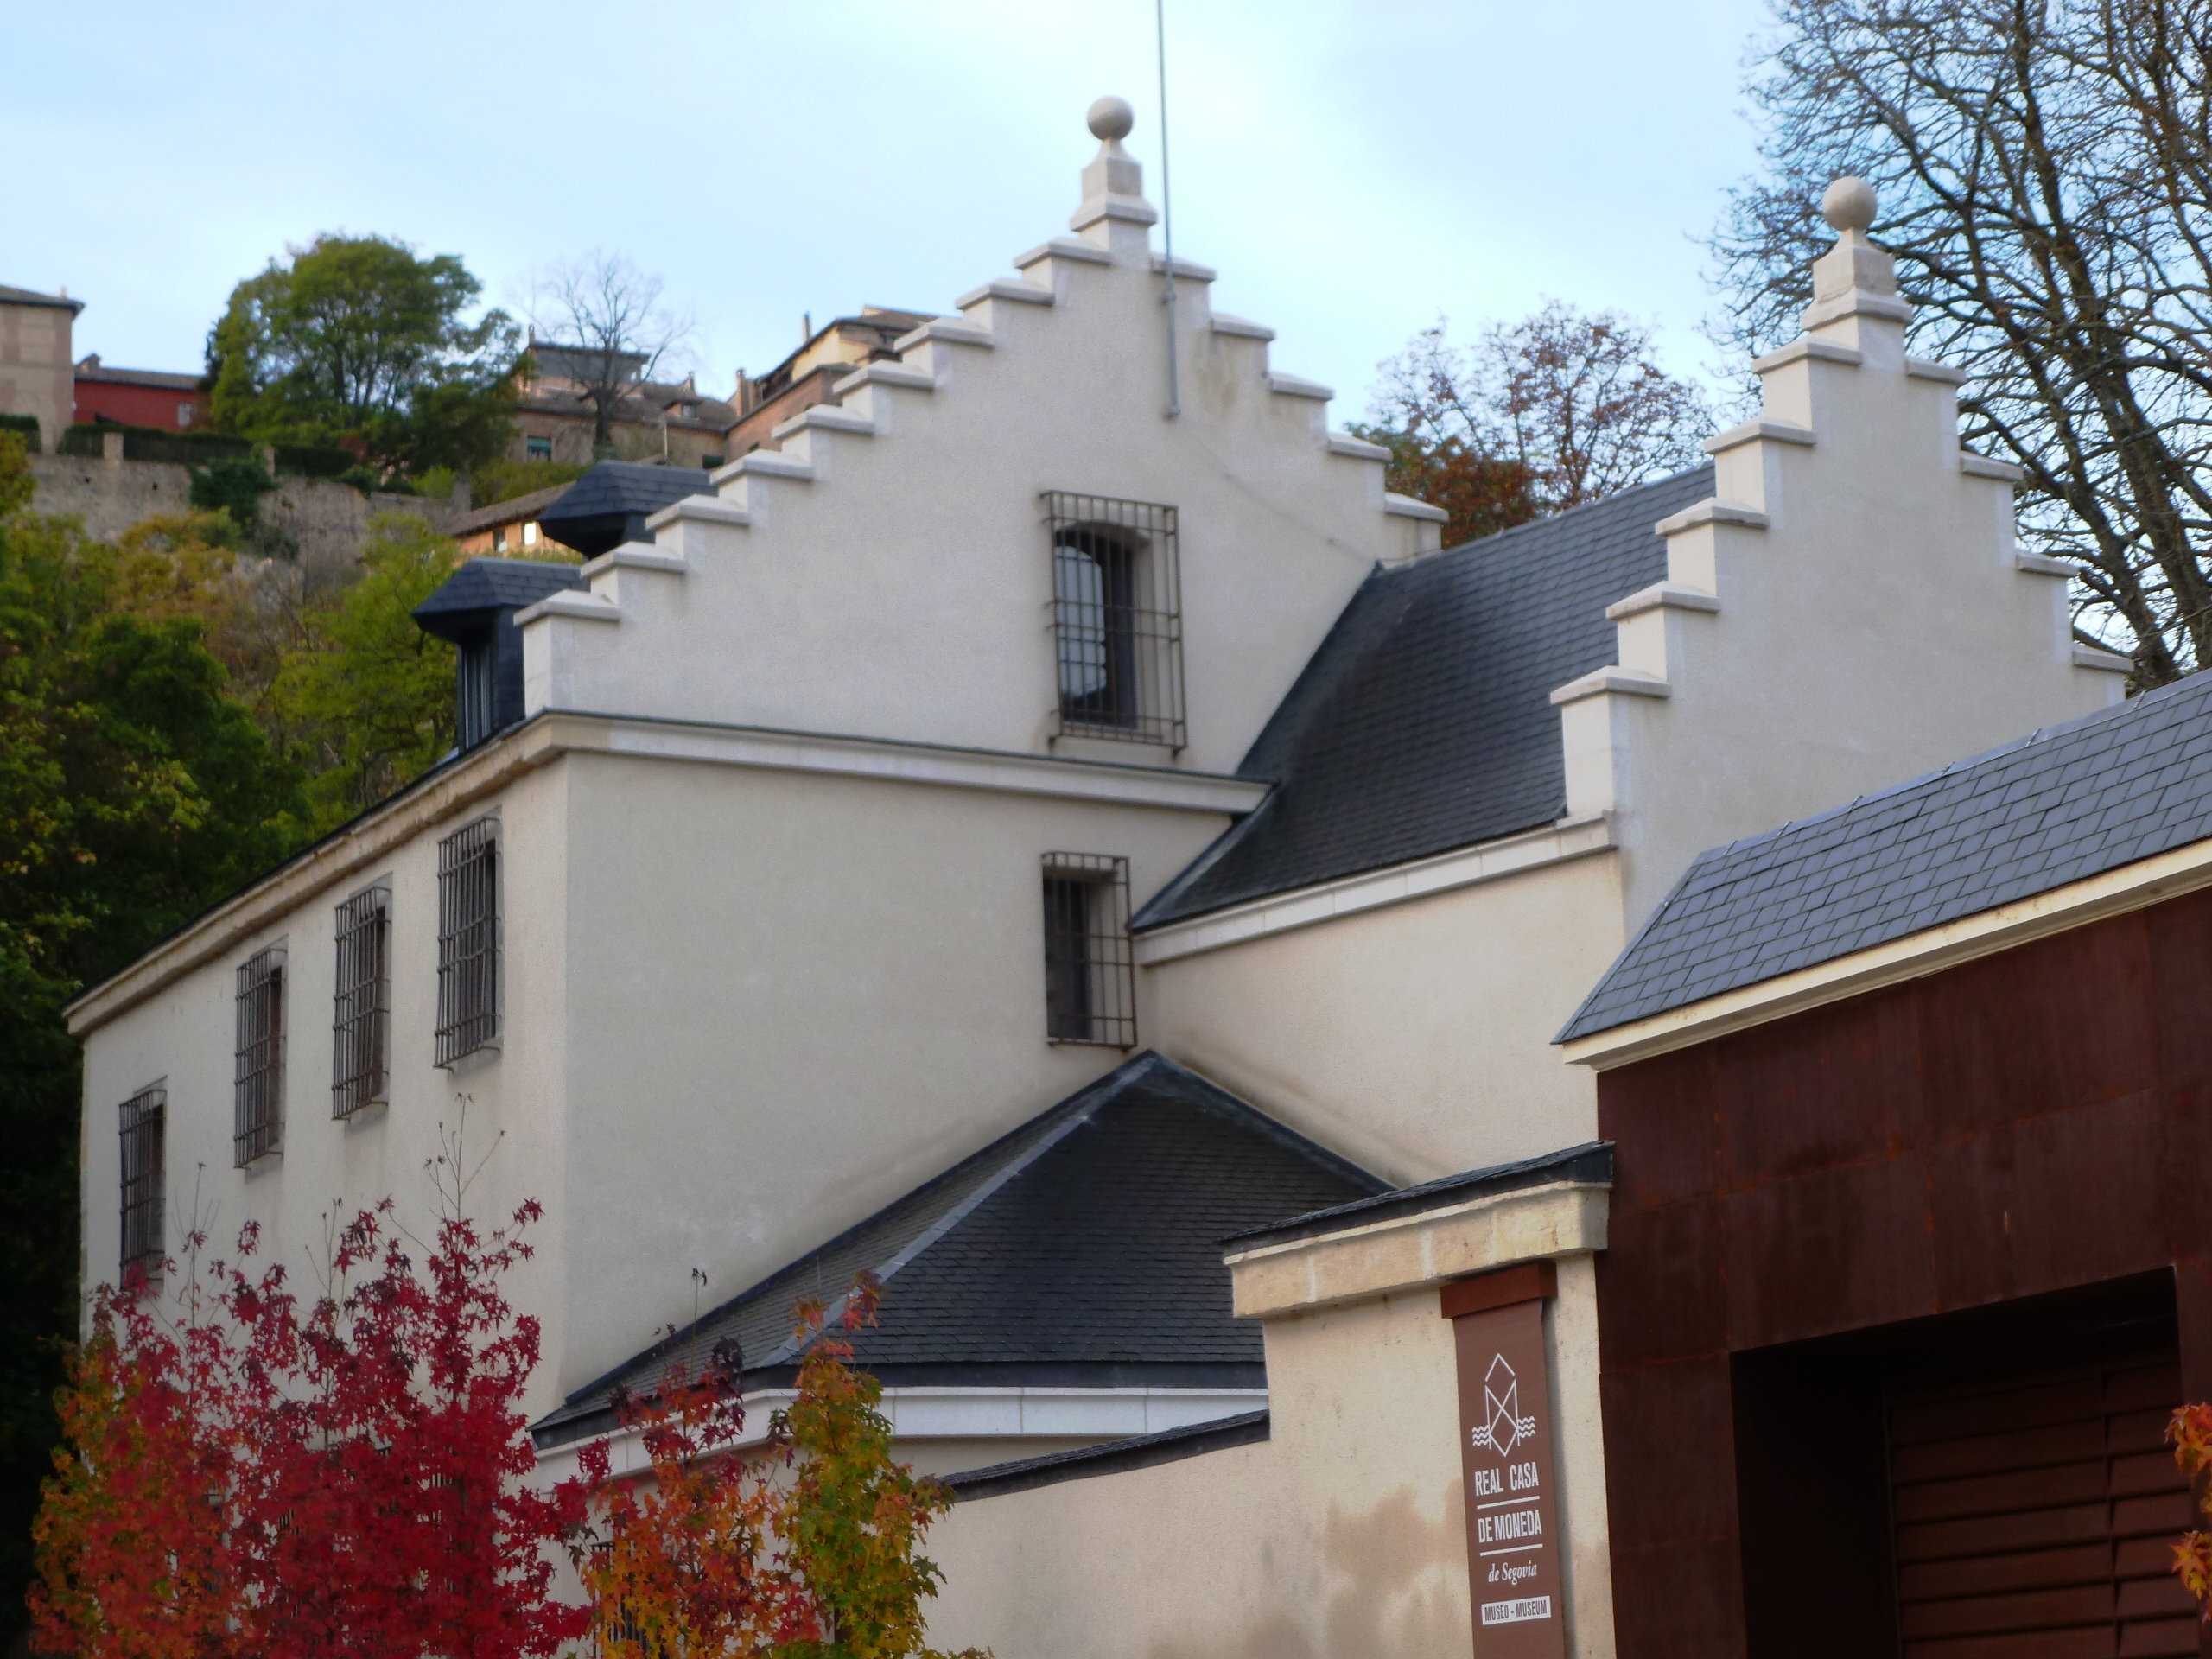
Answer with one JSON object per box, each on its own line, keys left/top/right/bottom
{"left": 332, "top": 886, "right": 391, "bottom": 1117}
{"left": 1046, "top": 493, "right": 1185, "bottom": 749}
{"left": 233, "top": 946, "right": 285, "bottom": 1166}
{"left": 1042, "top": 853, "right": 1138, "bottom": 1048}
{"left": 436, "top": 819, "right": 500, "bottom": 1066}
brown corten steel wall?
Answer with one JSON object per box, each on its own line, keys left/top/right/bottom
{"left": 1593, "top": 882, "right": 2212, "bottom": 1659}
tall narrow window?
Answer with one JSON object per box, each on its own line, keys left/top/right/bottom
{"left": 436, "top": 818, "right": 499, "bottom": 1065}
{"left": 1046, "top": 493, "right": 1185, "bottom": 748}
{"left": 333, "top": 885, "right": 391, "bottom": 1117}
{"left": 233, "top": 945, "right": 285, "bottom": 1165}
{"left": 1041, "top": 853, "right": 1136, "bottom": 1047}
{"left": 118, "top": 1084, "right": 165, "bottom": 1275}
{"left": 457, "top": 639, "right": 496, "bottom": 750}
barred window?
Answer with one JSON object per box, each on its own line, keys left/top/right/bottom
{"left": 332, "top": 885, "right": 391, "bottom": 1117}
{"left": 436, "top": 817, "right": 500, "bottom": 1066}
{"left": 1046, "top": 493, "right": 1184, "bottom": 748}
{"left": 233, "top": 945, "right": 285, "bottom": 1166}
{"left": 118, "top": 1084, "right": 165, "bottom": 1274}
{"left": 1041, "top": 853, "right": 1137, "bottom": 1047}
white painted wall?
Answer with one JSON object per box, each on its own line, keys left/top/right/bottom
{"left": 519, "top": 142, "right": 1433, "bottom": 779}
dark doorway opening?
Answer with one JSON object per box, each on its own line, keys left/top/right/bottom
{"left": 1731, "top": 1272, "right": 2193, "bottom": 1659}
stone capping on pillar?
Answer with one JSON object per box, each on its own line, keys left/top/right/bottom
{"left": 1223, "top": 1142, "right": 1611, "bottom": 1320}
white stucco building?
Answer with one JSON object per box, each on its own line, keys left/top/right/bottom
{"left": 73, "top": 108, "right": 2124, "bottom": 1657}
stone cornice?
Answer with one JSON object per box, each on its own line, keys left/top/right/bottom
{"left": 1224, "top": 1178, "right": 1609, "bottom": 1319}
{"left": 67, "top": 713, "right": 1268, "bottom": 1037}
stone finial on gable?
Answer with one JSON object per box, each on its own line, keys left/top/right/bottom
{"left": 1801, "top": 175, "right": 1913, "bottom": 350}
{"left": 1071, "top": 95, "right": 1159, "bottom": 260}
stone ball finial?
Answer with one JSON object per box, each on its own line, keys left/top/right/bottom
{"left": 1821, "top": 175, "right": 1878, "bottom": 235}
{"left": 1087, "top": 96, "right": 1135, "bottom": 143}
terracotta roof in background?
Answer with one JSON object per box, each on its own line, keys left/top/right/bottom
{"left": 74, "top": 357, "right": 203, "bottom": 390}
{"left": 444, "top": 483, "right": 575, "bottom": 537}
{"left": 0, "top": 283, "right": 83, "bottom": 313}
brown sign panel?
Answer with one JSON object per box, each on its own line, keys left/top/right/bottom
{"left": 1449, "top": 1282, "right": 1567, "bottom": 1659}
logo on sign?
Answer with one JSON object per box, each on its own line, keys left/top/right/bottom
{"left": 1471, "top": 1353, "right": 1537, "bottom": 1458}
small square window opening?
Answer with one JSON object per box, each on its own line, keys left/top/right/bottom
{"left": 436, "top": 818, "right": 500, "bottom": 1065}
{"left": 1041, "top": 853, "right": 1137, "bottom": 1047}
{"left": 522, "top": 521, "right": 539, "bottom": 546}
{"left": 234, "top": 945, "right": 286, "bottom": 1165}
{"left": 525, "top": 435, "right": 553, "bottom": 461}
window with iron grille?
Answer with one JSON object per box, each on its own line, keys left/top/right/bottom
{"left": 457, "top": 639, "right": 496, "bottom": 750}
{"left": 118, "top": 1084, "right": 165, "bottom": 1274}
{"left": 1041, "top": 853, "right": 1137, "bottom": 1047}
{"left": 332, "top": 885, "right": 391, "bottom": 1117}
{"left": 233, "top": 945, "right": 285, "bottom": 1165}
{"left": 1046, "top": 493, "right": 1185, "bottom": 748}
{"left": 436, "top": 817, "right": 499, "bottom": 1066}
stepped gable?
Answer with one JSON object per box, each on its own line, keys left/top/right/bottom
{"left": 1560, "top": 667, "right": 2212, "bottom": 1042}
{"left": 531, "top": 1052, "right": 1385, "bottom": 1447}
{"left": 1138, "top": 465, "right": 1713, "bottom": 927}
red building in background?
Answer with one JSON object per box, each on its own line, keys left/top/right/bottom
{"left": 73, "top": 354, "right": 207, "bottom": 431}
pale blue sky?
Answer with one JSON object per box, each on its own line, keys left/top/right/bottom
{"left": 3, "top": 0, "right": 1777, "bottom": 418}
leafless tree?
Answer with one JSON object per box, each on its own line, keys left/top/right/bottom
{"left": 1708, "top": 0, "right": 2212, "bottom": 686}
{"left": 524, "top": 253, "right": 693, "bottom": 454}
{"left": 1365, "top": 302, "right": 1711, "bottom": 538}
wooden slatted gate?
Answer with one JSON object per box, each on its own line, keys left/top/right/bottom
{"left": 1888, "top": 1351, "right": 2202, "bottom": 1658}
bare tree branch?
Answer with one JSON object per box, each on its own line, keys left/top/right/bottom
{"left": 524, "top": 254, "right": 694, "bottom": 454}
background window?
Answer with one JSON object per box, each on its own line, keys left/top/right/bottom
{"left": 436, "top": 818, "right": 499, "bottom": 1065}
{"left": 118, "top": 1084, "right": 165, "bottom": 1274}
{"left": 1041, "top": 853, "right": 1136, "bottom": 1047}
{"left": 233, "top": 945, "right": 285, "bottom": 1165}
{"left": 1046, "top": 492, "right": 1184, "bottom": 748}
{"left": 457, "top": 639, "right": 495, "bottom": 749}
{"left": 522, "top": 522, "right": 539, "bottom": 546}
{"left": 525, "top": 435, "right": 553, "bottom": 461}
{"left": 493, "top": 526, "right": 508, "bottom": 551}
{"left": 333, "top": 886, "right": 391, "bottom": 1117}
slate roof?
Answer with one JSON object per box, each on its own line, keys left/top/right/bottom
{"left": 532, "top": 1052, "right": 1386, "bottom": 1446}
{"left": 73, "top": 360, "right": 201, "bottom": 390}
{"left": 536, "top": 459, "right": 715, "bottom": 556}
{"left": 1224, "top": 1141, "right": 1614, "bottom": 1251}
{"left": 1138, "top": 465, "right": 1714, "bottom": 927}
{"left": 411, "top": 556, "right": 586, "bottom": 638}
{"left": 1559, "top": 668, "right": 2212, "bottom": 1043}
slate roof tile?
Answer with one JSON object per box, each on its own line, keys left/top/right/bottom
{"left": 531, "top": 1052, "right": 1385, "bottom": 1446}
{"left": 1561, "top": 670, "right": 2212, "bottom": 1043}
{"left": 1139, "top": 466, "right": 1713, "bottom": 926}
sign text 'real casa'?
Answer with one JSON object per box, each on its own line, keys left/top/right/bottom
{"left": 1444, "top": 1264, "right": 1566, "bottom": 1659}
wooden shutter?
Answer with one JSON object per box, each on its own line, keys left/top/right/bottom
{"left": 1889, "top": 1350, "right": 2201, "bottom": 1659}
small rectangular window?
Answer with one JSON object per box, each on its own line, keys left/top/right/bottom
{"left": 457, "top": 640, "right": 496, "bottom": 750}
{"left": 333, "top": 886, "right": 391, "bottom": 1117}
{"left": 436, "top": 818, "right": 500, "bottom": 1066}
{"left": 233, "top": 945, "right": 286, "bottom": 1165}
{"left": 1041, "top": 853, "right": 1136, "bottom": 1047}
{"left": 1046, "top": 492, "right": 1185, "bottom": 748}
{"left": 526, "top": 435, "right": 553, "bottom": 461}
{"left": 176, "top": 403, "right": 194, "bottom": 429}
{"left": 118, "top": 1084, "right": 166, "bottom": 1274}
{"left": 700, "top": 454, "right": 724, "bottom": 469}
{"left": 522, "top": 521, "right": 539, "bottom": 546}
{"left": 493, "top": 526, "right": 508, "bottom": 551}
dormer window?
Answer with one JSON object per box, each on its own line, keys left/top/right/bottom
{"left": 1046, "top": 492, "right": 1184, "bottom": 748}
{"left": 457, "top": 639, "right": 495, "bottom": 749}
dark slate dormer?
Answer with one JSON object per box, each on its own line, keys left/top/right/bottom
{"left": 412, "top": 559, "right": 589, "bottom": 751}
{"left": 536, "top": 460, "right": 715, "bottom": 558}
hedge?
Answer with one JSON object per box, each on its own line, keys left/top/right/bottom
{"left": 57, "top": 423, "right": 254, "bottom": 465}
{"left": 0, "top": 412, "right": 40, "bottom": 452}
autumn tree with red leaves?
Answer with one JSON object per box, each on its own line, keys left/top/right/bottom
{"left": 579, "top": 1272, "right": 985, "bottom": 1659}
{"left": 2172, "top": 1403, "right": 2212, "bottom": 1614}
{"left": 1356, "top": 301, "right": 1710, "bottom": 546}
{"left": 33, "top": 1168, "right": 589, "bottom": 1659}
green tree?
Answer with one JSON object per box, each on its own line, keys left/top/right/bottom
{"left": 0, "top": 433, "right": 304, "bottom": 1648}
{"left": 206, "top": 234, "right": 521, "bottom": 480}
{"left": 266, "top": 513, "right": 464, "bottom": 835}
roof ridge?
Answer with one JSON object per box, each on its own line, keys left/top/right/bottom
{"left": 746, "top": 1057, "right": 1149, "bottom": 1369}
